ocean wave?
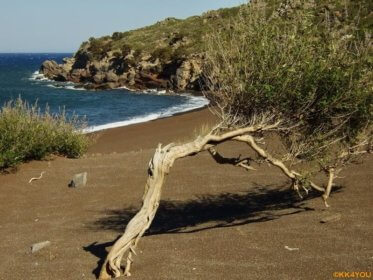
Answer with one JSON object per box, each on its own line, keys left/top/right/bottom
{"left": 118, "top": 86, "right": 172, "bottom": 95}
{"left": 46, "top": 84, "right": 86, "bottom": 91}
{"left": 82, "top": 113, "right": 161, "bottom": 133}
{"left": 83, "top": 94, "right": 209, "bottom": 133}
{"left": 143, "top": 89, "right": 169, "bottom": 94}
{"left": 117, "top": 85, "right": 133, "bottom": 91}
{"left": 29, "top": 71, "right": 49, "bottom": 81}
{"left": 29, "top": 71, "right": 88, "bottom": 91}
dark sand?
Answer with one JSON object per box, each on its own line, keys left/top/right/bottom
{"left": 0, "top": 109, "right": 372, "bottom": 280}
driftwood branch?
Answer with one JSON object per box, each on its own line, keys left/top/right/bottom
{"left": 28, "top": 171, "right": 46, "bottom": 184}
{"left": 98, "top": 122, "right": 336, "bottom": 279}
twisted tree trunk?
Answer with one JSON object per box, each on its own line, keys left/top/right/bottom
{"left": 99, "top": 123, "right": 333, "bottom": 279}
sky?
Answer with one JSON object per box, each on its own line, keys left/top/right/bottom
{"left": 0, "top": 0, "right": 244, "bottom": 53}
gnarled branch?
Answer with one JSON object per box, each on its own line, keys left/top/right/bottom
{"left": 98, "top": 123, "right": 336, "bottom": 279}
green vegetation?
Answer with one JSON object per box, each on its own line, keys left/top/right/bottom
{"left": 205, "top": 0, "right": 372, "bottom": 166}
{"left": 0, "top": 98, "right": 90, "bottom": 171}
{"left": 79, "top": 6, "right": 241, "bottom": 62}
{"left": 87, "top": 2, "right": 372, "bottom": 277}
{"left": 78, "top": 0, "right": 371, "bottom": 65}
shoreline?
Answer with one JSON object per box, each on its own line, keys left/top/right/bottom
{"left": 31, "top": 70, "right": 211, "bottom": 134}
{"left": 31, "top": 70, "right": 205, "bottom": 97}
{"left": 84, "top": 103, "right": 210, "bottom": 134}
{"left": 88, "top": 107, "right": 217, "bottom": 154}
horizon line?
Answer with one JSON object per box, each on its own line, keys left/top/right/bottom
{"left": 0, "top": 51, "right": 74, "bottom": 54}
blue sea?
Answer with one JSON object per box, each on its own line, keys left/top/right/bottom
{"left": 0, "top": 53, "right": 209, "bottom": 132}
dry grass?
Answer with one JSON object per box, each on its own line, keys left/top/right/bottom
{"left": 0, "top": 98, "right": 90, "bottom": 171}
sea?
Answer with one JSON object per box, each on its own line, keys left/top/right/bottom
{"left": 0, "top": 53, "right": 209, "bottom": 132}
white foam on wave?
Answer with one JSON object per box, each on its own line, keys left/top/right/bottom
{"left": 83, "top": 94, "right": 209, "bottom": 133}
{"left": 65, "top": 85, "right": 86, "bottom": 91}
{"left": 118, "top": 86, "right": 172, "bottom": 95}
{"left": 83, "top": 113, "right": 161, "bottom": 133}
{"left": 29, "top": 71, "right": 49, "bottom": 81}
{"left": 143, "top": 89, "right": 169, "bottom": 94}
{"left": 46, "top": 84, "right": 86, "bottom": 91}
{"left": 117, "top": 85, "right": 133, "bottom": 91}
{"left": 30, "top": 71, "right": 88, "bottom": 91}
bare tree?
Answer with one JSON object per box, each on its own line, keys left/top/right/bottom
{"left": 98, "top": 0, "right": 371, "bottom": 278}
{"left": 99, "top": 115, "right": 336, "bottom": 279}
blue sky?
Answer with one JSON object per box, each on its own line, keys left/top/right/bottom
{"left": 0, "top": 0, "right": 244, "bottom": 53}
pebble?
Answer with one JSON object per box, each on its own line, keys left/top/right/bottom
{"left": 31, "top": 241, "right": 51, "bottom": 253}
{"left": 69, "top": 172, "right": 88, "bottom": 188}
{"left": 320, "top": 213, "right": 341, "bottom": 223}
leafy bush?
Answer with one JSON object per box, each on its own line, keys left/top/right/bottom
{"left": 112, "top": 32, "right": 125, "bottom": 40}
{"left": 205, "top": 0, "right": 372, "bottom": 165}
{"left": 88, "top": 38, "right": 113, "bottom": 59}
{"left": 151, "top": 47, "right": 175, "bottom": 62}
{"left": 0, "top": 98, "right": 90, "bottom": 170}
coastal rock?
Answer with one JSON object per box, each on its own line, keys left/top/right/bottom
{"left": 105, "top": 82, "right": 120, "bottom": 90}
{"left": 39, "top": 32, "right": 205, "bottom": 91}
{"left": 70, "top": 69, "right": 89, "bottom": 83}
{"left": 118, "top": 73, "right": 129, "bottom": 83}
{"left": 93, "top": 72, "right": 105, "bottom": 84}
{"left": 61, "top": 57, "right": 75, "bottom": 73}
{"left": 40, "top": 60, "right": 67, "bottom": 81}
{"left": 127, "top": 68, "right": 136, "bottom": 86}
{"left": 39, "top": 53, "right": 205, "bottom": 91}
{"left": 175, "top": 58, "right": 203, "bottom": 90}
{"left": 138, "top": 58, "right": 160, "bottom": 72}
{"left": 106, "top": 71, "right": 119, "bottom": 83}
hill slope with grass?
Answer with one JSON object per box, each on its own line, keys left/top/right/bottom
{"left": 39, "top": 0, "right": 372, "bottom": 92}
{"left": 39, "top": 6, "right": 241, "bottom": 92}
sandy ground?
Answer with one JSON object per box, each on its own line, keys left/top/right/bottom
{"left": 0, "top": 109, "right": 372, "bottom": 280}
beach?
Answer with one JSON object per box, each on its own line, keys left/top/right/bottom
{"left": 0, "top": 108, "right": 372, "bottom": 280}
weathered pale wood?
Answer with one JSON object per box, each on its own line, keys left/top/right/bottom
{"left": 99, "top": 123, "right": 335, "bottom": 279}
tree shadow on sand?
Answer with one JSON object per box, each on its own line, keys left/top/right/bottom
{"left": 84, "top": 183, "right": 342, "bottom": 277}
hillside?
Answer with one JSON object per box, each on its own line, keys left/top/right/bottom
{"left": 39, "top": 0, "right": 372, "bottom": 92}
{"left": 39, "top": 6, "right": 240, "bottom": 92}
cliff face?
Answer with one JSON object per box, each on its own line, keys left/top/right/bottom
{"left": 40, "top": 48, "right": 204, "bottom": 91}
{"left": 39, "top": 7, "right": 240, "bottom": 92}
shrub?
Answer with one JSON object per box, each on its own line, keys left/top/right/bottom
{"left": 151, "top": 47, "right": 174, "bottom": 62}
{"left": 112, "top": 32, "right": 124, "bottom": 40}
{"left": 0, "top": 98, "right": 90, "bottom": 170}
{"left": 88, "top": 38, "right": 113, "bottom": 59}
{"left": 121, "top": 44, "right": 132, "bottom": 58}
{"left": 205, "top": 0, "right": 372, "bottom": 166}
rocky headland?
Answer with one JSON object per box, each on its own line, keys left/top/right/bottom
{"left": 39, "top": 7, "right": 240, "bottom": 92}
{"left": 40, "top": 50, "right": 204, "bottom": 92}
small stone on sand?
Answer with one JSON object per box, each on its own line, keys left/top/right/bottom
{"left": 31, "top": 241, "right": 51, "bottom": 253}
{"left": 320, "top": 213, "right": 341, "bottom": 223}
{"left": 69, "top": 172, "right": 88, "bottom": 188}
